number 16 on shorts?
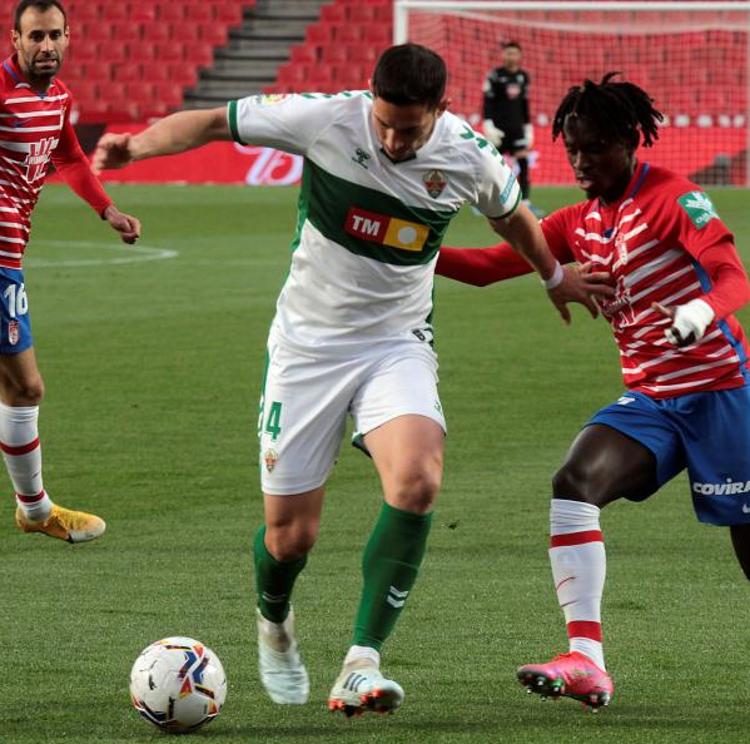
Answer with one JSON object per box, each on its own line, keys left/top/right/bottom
{"left": 0, "top": 269, "right": 31, "bottom": 352}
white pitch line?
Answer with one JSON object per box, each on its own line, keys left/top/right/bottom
{"left": 23, "top": 241, "right": 178, "bottom": 268}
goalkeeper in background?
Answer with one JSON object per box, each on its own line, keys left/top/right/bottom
{"left": 482, "top": 41, "right": 543, "bottom": 217}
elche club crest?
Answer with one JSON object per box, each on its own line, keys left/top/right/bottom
{"left": 264, "top": 448, "right": 278, "bottom": 472}
{"left": 422, "top": 169, "right": 447, "bottom": 198}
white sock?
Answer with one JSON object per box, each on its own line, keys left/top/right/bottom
{"left": 0, "top": 402, "right": 51, "bottom": 520}
{"left": 344, "top": 645, "right": 380, "bottom": 668}
{"left": 549, "top": 498, "right": 606, "bottom": 670}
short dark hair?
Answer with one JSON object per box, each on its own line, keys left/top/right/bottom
{"left": 371, "top": 43, "right": 446, "bottom": 109}
{"left": 552, "top": 71, "right": 663, "bottom": 149}
{"left": 502, "top": 41, "right": 521, "bottom": 51}
{"left": 14, "top": 0, "right": 67, "bottom": 32}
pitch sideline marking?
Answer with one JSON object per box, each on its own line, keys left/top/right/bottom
{"left": 24, "top": 240, "right": 179, "bottom": 268}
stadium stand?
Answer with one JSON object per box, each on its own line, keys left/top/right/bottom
{"left": 0, "top": 0, "right": 257, "bottom": 120}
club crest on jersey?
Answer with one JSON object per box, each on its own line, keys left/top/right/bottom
{"left": 264, "top": 449, "right": 278, "bottom": 473}
{"left": 7, "top": 319, "right": 18, "bottom": 346}
{"left": 25, "top": 136, "right": 56, "bottom": 183}
{"left": 615, "top": 231, "right": 628, "bottom": 265}
{"left": 422, "top": 169, "right": 447, "bottom": 198}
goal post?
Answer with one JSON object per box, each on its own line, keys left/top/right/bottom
{"left": 394, "top": 1, "right": 750, "bottom": 186}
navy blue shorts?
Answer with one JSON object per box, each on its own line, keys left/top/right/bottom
{"left": 588, "top": 386, "right": 750, "bottom": 526}
{"left": 0, "top": 267, "right": 32, "bottom": 354}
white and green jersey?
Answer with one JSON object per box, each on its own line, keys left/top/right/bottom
{"left": 228, "top": 91, "right": 520, "bottom": 352}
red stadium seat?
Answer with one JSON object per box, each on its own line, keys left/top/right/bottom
{"left": 306, "top": 24, "right": 332, "bottom": 46}
{"left": 112, "top": 23, "right": 142, "bottom": 44}
{"left": 290, "top": 46, "right": 317, "bottom": 65}
{"left": 335, "top": 26, "right": 363, "bottom": 44}
{"left": 171, "top": 22, "right": 201, "bottom": 43}
{"left": 347, "top": 6, "right": 375, "bottom": 23}
{"left": 192, "top": 43, "right": 215, "bottom": 67}
{"left": 320, "top": 4, "right": 345, "bottom": 23}
{"left": 154, "top": 82, "right": 185, "bottom": 107}
{"left": 143, "top": 24, "right": 170, "bottom": 42}
{"left": 71, "top": 80, "right": 98, "bottom": 103}
{"left": 321, "top": 45, "right": 348, "bottom": 64}
{"left": 199, "top": 25, "right": 229, "bottom": 46}
{"left": 113, "top": 65, "right": 141, "bottom": 84}
{"left": 363, "top": 26, "right": 391, "bottom": 45}
{"left": 159, "top": 5, "right": 186, "bottom": 23}
{"left": 167, "top": 62, "right": 198, "bottom": 87}
{"left": 215, "top": 4, "right": 243, "bottom": 25}
{"left": 129, "top": 3, "right": 157, "bottom": 23}
{"left": 127, "top": 41, "right": 156, "bottom": 63}
{"left": 102, "top": 5, "right": 128, "bottom": 22}
{"left": 186, "top": 4, "right": 214, "bottom": 23}
{"left": 159, "top": 41, "right": 185, "bottom": 63}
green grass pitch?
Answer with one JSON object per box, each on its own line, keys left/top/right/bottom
{"left": 1, "top": 184, "right": 749, "bottom": 743}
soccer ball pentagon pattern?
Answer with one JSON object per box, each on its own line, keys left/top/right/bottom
{"left": 130, "top": 637, "right": 228, "bottom": 733}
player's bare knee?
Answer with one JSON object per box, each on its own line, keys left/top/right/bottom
{"left": 388, "top": 468, "right": 441, "bottom": 514}
{"left": 3, "top": 376, "right": 44, "bottom": 406}
{"left": 552, "top": 463, "right": 606, "bottom": 506}
{"left": 265, "top": 522, "right": 318, "bottom": 561}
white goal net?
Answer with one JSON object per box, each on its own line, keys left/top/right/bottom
{"left": 395, "top": 1, "right": 750, "bottom": 186}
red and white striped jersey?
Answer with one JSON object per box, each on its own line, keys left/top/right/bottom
{"left": 542, "top": 162, "right": 749, "bottom": 397}
{"left": 0, "top": 55, "right": 76, "bottom": 269}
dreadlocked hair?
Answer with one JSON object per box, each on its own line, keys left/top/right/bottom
{"left": 552, "top": 71, "right": 664, "bottom": 148}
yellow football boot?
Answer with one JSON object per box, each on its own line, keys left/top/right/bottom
{"left": 15, "top": 504, "right": 106, "bottom": 543}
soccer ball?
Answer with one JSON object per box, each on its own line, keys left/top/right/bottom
{"left": 130, "top": 637, "right": 228, "bottom": 733}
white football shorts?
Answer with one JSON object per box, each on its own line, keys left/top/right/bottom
{"left": 257, "top": 336, "right": 446, "bottom": 495}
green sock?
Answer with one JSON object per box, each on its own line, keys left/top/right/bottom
{"left": 253, "top": 526, "right": 307, "bottom": 623}
{"left": 352, "top": 503, "right": 432, "bottom": 651}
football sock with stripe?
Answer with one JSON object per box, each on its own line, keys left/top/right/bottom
{"left": 253, "top": 525, "right": 307, "bottom": 624}
{"left": 0, "top": 403, "right": 51, "bottom": 521}
{"left": 549, "top": 498, "right": 606, "bottom": 670}
{"left": 352, "top": 502, "right": 432, "bottom": 651}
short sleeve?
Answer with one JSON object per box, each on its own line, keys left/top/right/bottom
{"left": 473, "top": 145, "right": 521, "bottom": 219}
{"left": 227, "top": 93, "right": 334, "bottom": 156}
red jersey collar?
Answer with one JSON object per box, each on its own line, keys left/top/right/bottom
{"left": 3, "top": 54, "right": 30, "bottom": 86}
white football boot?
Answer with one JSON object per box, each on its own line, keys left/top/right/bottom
{"left": 328, "top": 656, "right": 404, "bottom": 717}
{"left": 256, "top": 606, "right": 309, "bottom": 704}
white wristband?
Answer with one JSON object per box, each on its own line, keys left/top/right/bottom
{"left": 542, "top": 261, "right": 564, "bottom": 290}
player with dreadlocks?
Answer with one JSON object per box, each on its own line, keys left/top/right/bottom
{"left": 436, "top": 73, "right": 750, "bottom": 709}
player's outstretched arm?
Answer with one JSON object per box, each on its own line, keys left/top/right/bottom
{"left": 488, "top": 203, "right": 614, "bottom": 323}
{"left": 52, "top": 108, "right": 142, "bottom": 244}
{"left": 93, "top": 107, "right": 231, "bottom": 171}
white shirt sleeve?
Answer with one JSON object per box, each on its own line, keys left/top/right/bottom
{"left": 473, "top": 145, "right": 521, "bottom": 219}
{"left": 227, "top": 93, "right": 333, "bottom": 156}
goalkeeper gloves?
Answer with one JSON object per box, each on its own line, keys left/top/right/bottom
{"left": 664, "top": 298, "right": 715, "bottom": 347}
{"left": 483, "top": 119, "right": 504, "bottom": 148}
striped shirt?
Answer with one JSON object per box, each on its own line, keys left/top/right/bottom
{"left": 542, "top": 162, "right": 749, "bottom": 397}
{"left": 0, "top": 55, "right": 75, "bottom": 269}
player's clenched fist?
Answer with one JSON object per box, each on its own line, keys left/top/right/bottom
{"left": 93, "top": 133, "right": 136, "bottom": 172}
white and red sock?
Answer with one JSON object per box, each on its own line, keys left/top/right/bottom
{"left": 0, "top": 402, "right": 51, "bottom": 521}
{"left": 549, "top": 498, "right": 606, "bottom": 670}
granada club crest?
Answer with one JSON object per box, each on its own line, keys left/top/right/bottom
{"left": 264, "top": 449, "right": 278, "bottom": 473}
{"left": 8, "top": 319, "right": 18, "bottom": 346}
{"left": 423, "top": 169, "right": 447, "bottom": 198}
{"left": 615, "top": 231, "right": 628, "bottom": 265}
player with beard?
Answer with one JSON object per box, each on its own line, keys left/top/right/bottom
{"left": 437, "top": 73, "right": 750, "bottom": 710}
{"left": 4, "top": 0, "right": 140, "bottom": 543}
